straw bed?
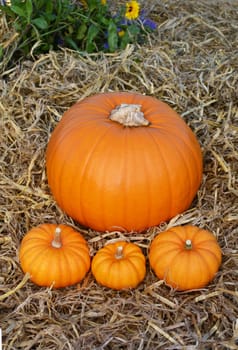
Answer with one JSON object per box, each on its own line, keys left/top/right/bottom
{"left": 0, "top": 1, "right": 238, "bottom": 349}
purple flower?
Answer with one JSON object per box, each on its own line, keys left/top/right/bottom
{"left": 140, "top": 17, "right": 157, "bottom": 31}
{"left": 139, "top": 10, "right": 157, "bottom": 31}
{"left": 103, "top": 42, "right": 109, "bottom": 50}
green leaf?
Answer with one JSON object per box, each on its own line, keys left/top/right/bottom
{"left": 99, "top": 16, "right": 110, "bottom": 26}
{"left": 67, "top": 25, "right": 74, "bottom": 35}
{"left": 87, "top": 0, "right": 98, "bottom": 12}
{"left": 25, "top": 0, "right": 32, "bottom": 23}
{"left": 119, "top": 31, "right": 130, "bottom": 49}
{"left": 86, "top": 24, "right": 99, "bottom": 52}
{"left": 31, "top": 17, "right": 48, "bottom": 30}
{"left": 0, "top": 46, "right": 3, "bottom": 59}
{"left": 76, "top": 23, "right": 87, "bottom": 40}
{"left": 45, "top": 1, "right": 53, "bottom": 14}
{"left": 107, "top": 20, "right": 118, "bottom": 52}
{"left": 0, "top": 4, "right": 15, "bottom": 17}
{"left": 127, "top": 24, "right": 140, "bottom": 36}
{"left": 64, "top": 37, "right": 80, "bottom": 51}
{"left": 11, "top": 4, "right": 27, "bottom": 18}
{"left": 13, "top": 20, "right": 26, "bottom": 32}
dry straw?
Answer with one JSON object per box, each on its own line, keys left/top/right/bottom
{"left": 0, "top": 1, "right": 238, "bottom": 349}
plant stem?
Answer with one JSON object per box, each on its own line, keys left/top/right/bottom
{"left": 115, "top": 245, "right": 124, "bottom": 259}
{"left": 52, "top": 227, "right": 62, "bottom": 248}
{"left": 109, "top": 104, "right": 150, "bottom": 127}
{"left": 185, "top": 239, "right": 192, "bottom": 250}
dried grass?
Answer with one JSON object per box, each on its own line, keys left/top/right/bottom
{"left": 0, "top": 1, "right": 238, "bottom": 349}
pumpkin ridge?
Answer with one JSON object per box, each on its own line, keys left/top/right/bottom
{"left": 195, "top": 246, "right": 222, "bottom": 265}
{"left": 146, "top": 129, "right": 173, "bottom": 219}
{"left": 124, "top": 250, "right": 145, "bottom": 259}
{"left": 27, "top": 248, "right": 56, "bottom": 286}
{"left": 168, "top": 226, "right": 195, "bottom": 244}
{"left": 92, "top": 254, "right": 112, "bottom": 270}
{"left": 151, "top": 232, "right": 185, "bottom": 248}
{"left": 75, "top": 123, "right": 117, "bottom": 227}
{"left": 26, "top": 225, "right": 55, "bottom": 243}
{"left": 167, "top": 251, "right": 195, "bottom": 289}
{"left": 193, "top": 238, "right": 218, "bottom": 246}
{"left": 185, "top": 225, "right": 203, "bottom": 239}
{"left": 151, "top": 248, "right": 182, "bottom": 272}
{"left": 39, "top": 251, "right": 60, "bottom": 287}
{"left": 63, "top": 238, "right": 87, "bottom": 246}
{"left": 130, "top": 127, "right": 152, "bottom": 226}
{"left": 121, "top": 243, "right": 144, "bottom": 258}
{"left": 21, "top": 236, "right": 49, "bottom": 245}
{"left": 48, "top": 119, "right": 116, "bottom": 225}
{"left": 66, "top": 243, "right": 89, "bottom": 253}
{"left": 95, "top": 126, "right": 129, "bottom": 230}
{"left": 66, "top": 246, "right": 90, "bottom": 271}
{"left": 20, "top": 244, "right": 51, "bottom": 264}
{"left": 174, "top": 129, "right": 202, "bottom": 188}
{"left": 174, "top": 136, "right": 199, "bottom": 209}
{"left": 58, "top": 247, "right": 73, "bottom": 287}
{"left": 122, "top": 260, "right": 140, "bottom": 286}
{"left": 150, "top": 240, "right": 181, "bottom": 251}
{"left": 170, "top": 138, "right": 194, "bottom": 206}
{"left": 116, "top": 259, "right": 140, "bottom": 288}
{"left": 121, "top": 128, "right": 148, "bottom": 230}
{"left": 107, "top": 260, "right": 121, "bottom": 287}
{"left": 70, "top": 250, "right": 90, "bottom": 284}
{"left": 189, "top": 249, "right": 215, "bottom": 286}
{"left": 126, "top": 257, "right": 146, "bottom": 281}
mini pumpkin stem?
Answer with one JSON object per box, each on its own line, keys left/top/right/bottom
{"left": 52, "top": 227, "right": 62, "bottom": 248}
{"left": 109, "top": 104, "right": 150, "bottom": 127}
{"left": 185, "top": 239, "right": 192, "bottom": 250}
{"left": 115, "top": 245, "right": 124, "bottom": 259}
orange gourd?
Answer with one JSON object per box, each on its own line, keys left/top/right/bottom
{"left": 19, "top": 223, "right": 91, "bottom": 288}
{"left": 91, "top": 241, "right": 146, "bottom": 290}
{"left": 149, "top": 225, "right": 222, "bottom": 290}
{"left": 46, "top": 92, "right": 203, "bottom": 232}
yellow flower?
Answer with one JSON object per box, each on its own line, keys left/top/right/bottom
{"left": 118, "top": 30, "right": 125, "bottom": 37}
{"left": 125, "top": 1, "right": 140, "bottom": 20}
{"left": 101, "top": 0, "right": 107, "bottom": 4}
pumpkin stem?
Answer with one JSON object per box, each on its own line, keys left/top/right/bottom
{"left": 115, "top": 245, "right": 124, "bottom": 259}
{"left": 52, "top": 227, "right": 62, "bottom": 248}
{"left": 185, "top": 239, "right": 192, "bottom": 250}
{"left": 109, "top": 104, "right": 150, "bottom": 127}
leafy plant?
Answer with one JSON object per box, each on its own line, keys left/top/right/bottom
{"left": 0, "top": 0, "right": 157, "bottom": 64}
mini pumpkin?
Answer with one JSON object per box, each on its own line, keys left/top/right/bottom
{"left": 149, "top": 225, "right": 222, "bottom": 291}
{"left": 91, "top": 241, "right": 146, "bottom": 290}
{"left": 19, "top": 223, "right": 91, "bottom": 288}
{"left": 46, "top": 92, "right": 203, "bottom": 232}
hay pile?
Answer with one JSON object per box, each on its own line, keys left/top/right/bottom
{"left": 1, "top": 1, "right": 238, "bottom": 349}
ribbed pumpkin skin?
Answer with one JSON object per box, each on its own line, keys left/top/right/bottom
{"left": 46, "top": 92, "right": 203, "bottom": 232}
{"left": 19, "top": 224, "right": 91, "bottom": 288}
{"left": 149, "top": 225, "right": 222, "bottom": 290}
{"left": 91, "top": 241, "right": 146, "bottom": 290}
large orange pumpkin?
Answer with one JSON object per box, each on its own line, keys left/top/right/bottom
{"left": 46, "top": 92, "right": 203, "bottom": 232}
{"left": 149, "top": 225, "right": 222, "bottom": 290}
